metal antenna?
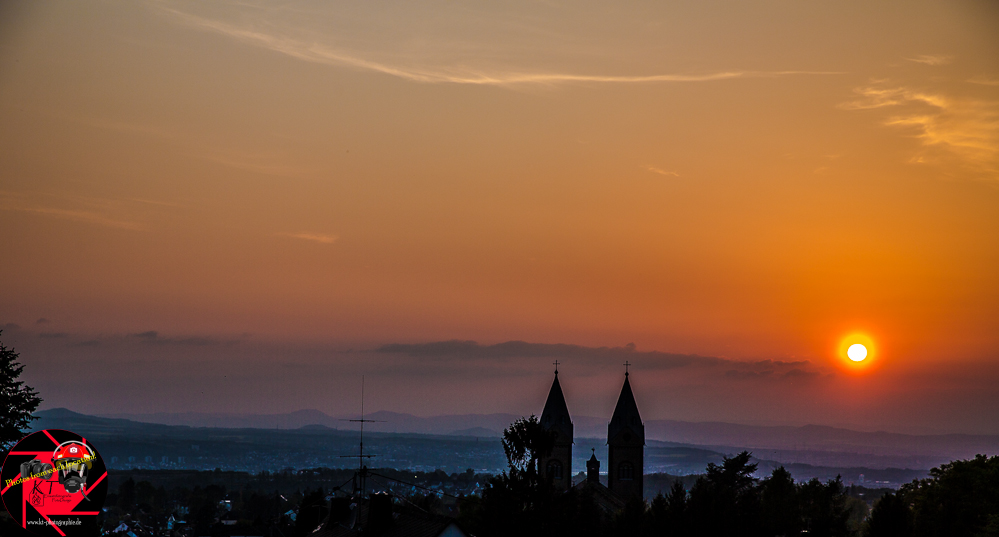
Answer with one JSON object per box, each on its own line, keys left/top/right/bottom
{"left": 339, "top": 375, "right": 383, "bottom": 497}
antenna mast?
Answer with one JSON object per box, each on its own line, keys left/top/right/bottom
{"left": 339, "top": 375, "right": 383, "bottom": 497}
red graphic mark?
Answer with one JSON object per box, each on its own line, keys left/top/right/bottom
{"left": 82, "top": 471, "right": 107, "bottom": 497}
{"left": 42, "top": 430, "right": 59, "bottom": 447}
{"left": 38, "top": 510, "right": 67, "bottom": 537}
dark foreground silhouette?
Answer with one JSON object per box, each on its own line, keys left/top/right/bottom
{"left": 1, "top": 413, "right": 995, "bottom": 536}
{"left": 457, "top": 417, "right": 999, "bottom": 537}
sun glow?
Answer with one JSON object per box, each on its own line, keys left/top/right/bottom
{"left": 838, "top": 333, "right": 877, "bottom": 371}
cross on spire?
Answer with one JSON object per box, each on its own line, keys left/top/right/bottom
{"left": 553, "top": 360, "right": 560, "bottom": 374}
{"left": 623, "top": 361, "right": 631, "bottom": 376}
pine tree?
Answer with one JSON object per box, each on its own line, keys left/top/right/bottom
{"left": 0, "top": 331, "right": 42, "bottom": 454}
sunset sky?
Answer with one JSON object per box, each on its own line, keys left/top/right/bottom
{"left": 1, "top": 0, "right": 998, "bottom": 434}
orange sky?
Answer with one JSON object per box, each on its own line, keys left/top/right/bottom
{"left": 1, "top": 0, "right": 997, "bottom": 433}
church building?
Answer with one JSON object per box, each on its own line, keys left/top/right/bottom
{"left": 540, "top": 368, "right": 573, "bottom": 492}
{"left": 607, "top": 368, "right": 644, "bottom": 501}
{"left": 539, "top": 364, "right": 645, "bottom": 502}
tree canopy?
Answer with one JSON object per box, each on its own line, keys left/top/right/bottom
{"left": 501, "top": 414, "right": 555, "bottom": 477}
{"left": 462, "top": 431, "right": 867, "bottom": 537}
{"left": 0, "top": 331, "right": 42, "bottom": 455}
{"left": 865, "top": 454, "right": 999, "bottom": 537}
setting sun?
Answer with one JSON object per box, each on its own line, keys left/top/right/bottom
{"left": 838, "top": 333, "right": 878, "bottom": 371}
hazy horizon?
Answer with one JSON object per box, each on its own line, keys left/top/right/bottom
{"left": 80, "top": 407, "right": 999, "bottom": 437}
{"left": 7, "top": 327, "right": 999, "bottom": 436}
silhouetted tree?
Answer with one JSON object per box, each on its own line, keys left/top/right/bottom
{"left": 982, "top": 515, "right": 999, "bottom": 537}
{"left": 501, "top": 414, "right": 556, "bottom": 477}
{"left": 846, "top": 495, "right": 871, "bottom": 535}
{"left": 688, "top": 451, "right": 761, "bottom": 536}
{"left": 188, "top": 484, "right": 227, "bottom": 534}
{"left": 902, "top": 454, "right": 999, "bottom": 537}
{"left": 0, "top": 331, "right": 42, "bottom": 455}
{"left": 798, "top": 476, "right": 851, "bottom": 537}
{"left": 865, "top": 491, "right": 913, "bottom": 537}
{"left": 646, "top": 481, "right": 689, "bottom": 537}
{"left": 665, "top": 480, "right": 690, "bottom": 536}
{"left": 761, "top": 466, "right": 801, "bottom": 536}
{"left": 646, "top": 491, "right": 671, "bottom": 536}
{"left": 118, "top": 478, "right": 136, "bottom": 510}
{"left": 135, "top": 480, "right": 157, "bottom": 512}
{"left": 466, "top": 416, "right": 566, "bottom": 537}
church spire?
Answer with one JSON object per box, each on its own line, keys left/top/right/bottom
{"left": 607, "top": 366, "right": 644, "bottom": 501}
{"left": 540, "top": 364, "right": 573, "bottom": 491}
{"left": 541, "top": 365, "right": 572, "bottom": 436}
{"left": 608, "top": 369, "right": 642, "bottom": 441}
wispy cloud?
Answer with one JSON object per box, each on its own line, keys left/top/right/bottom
{"left": 376, "top": 340, "right": 824, "bottom": 382}
{"left": 38, "top": 332, "right": 68, "bottom": 339}
{"left": 839, "top": 86, "right": 909, "bottom": 110}
{"left": 645, "top": 165, "right": 680, "bottom": 177}
{"left": 160, "top": 7, "right": 841, "bottom": 87}
{"left": 841, "top": 84, "right": 999, "bottom": 177}
{"left": 271, "top": 232, "right": 338, "bottom": 244}
{"left": 127, "top": 330, "right": 225, "bottom": 346}
{"left": 0, "top": 191, "right": 144, "bottom": 230}
{"left": 3, "top": 204, "right": 143, "bottom": 230}
{"left": 906, "top": 54, "right": 953, "bottom": 66}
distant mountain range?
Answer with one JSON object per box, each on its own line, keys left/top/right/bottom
{"left": 92, "top": 408, "right": 999, "bottom": 470}
{"left": 29, "top": 408, "right": 948, "bottom": 487}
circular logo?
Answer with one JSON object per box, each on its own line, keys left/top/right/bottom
{"left": 2, "top": 430, "right": 107, "bottom": 536}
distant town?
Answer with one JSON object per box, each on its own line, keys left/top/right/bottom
{"left": 34, "top": 405, "right": 995, "bottom": 490}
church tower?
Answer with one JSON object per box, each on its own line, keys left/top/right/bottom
{"left": 607, "top": 365, "right": 644, "bottom": 501}
{"left": 540, "top": 365, "right": 573, "bottom": 491}
{"left": 586, "top": 449, "right": 600, "bottom": 484}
